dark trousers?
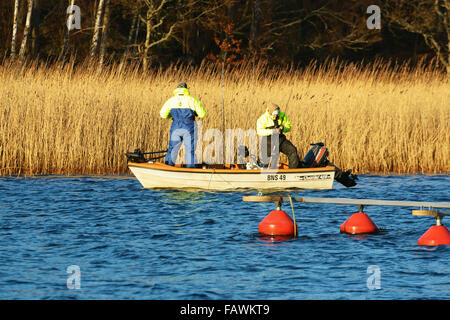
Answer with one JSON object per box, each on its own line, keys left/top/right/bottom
{"left": 262, "top": 133, "right": 301, "bottom": 168}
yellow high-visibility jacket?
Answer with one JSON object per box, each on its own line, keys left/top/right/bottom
{"left": 256, "top": 109, "right": 292, "bottom": 136}
{"left": 160, "top": 88, "right": 206, "bottom": 121}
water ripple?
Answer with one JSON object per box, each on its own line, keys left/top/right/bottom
{"left": 0, "top": 174, "right": 449, "bottom": 299}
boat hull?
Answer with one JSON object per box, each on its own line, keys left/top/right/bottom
{"left": 128, "top": 162, "right": 335, "bottom": 191}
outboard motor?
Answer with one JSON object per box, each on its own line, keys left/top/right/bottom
{"left": 303, "top": 142, "right": 357, "bottom": 188}
{"left": 334, "top": 168, "right": 358, "bottom": 188}
{"left": 302, "top": 142, "right": 329, "bottom": 167}
{"left": 125, "top": 149, "right": 147, "bottom": 163}
{"left": 125, "top": 148, "right": 168, "bottom": 163}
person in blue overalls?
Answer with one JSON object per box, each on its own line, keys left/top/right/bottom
{"left": 160, "top": 82, "right": 206, "bottom": 168}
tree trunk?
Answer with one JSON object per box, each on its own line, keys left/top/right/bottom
{"left": 133, "top": 15, "right": 141, "bottom": 57}
{"left": 11, "top": 0, "right": 20, "bottom": 62}
{"left": 90, "top": 0, "right": 106, "bottom": 59}
{"left": 61, "top": 0, "right": 75, "bottom": 61}
{"left": 19, "top": 0, "right": 34, "bottom": 64}
{"left": 143, "top": 9, "right": 152, "bottom": 70}
{"left": 119, "top": 6, "right": 139, "bottom": 73}
{"left": 446, "top": 34, "right": 450, "bottom": 75}
{"left": 249, "top": 0, "right": 261, "bottom": 53}
{"left": 445, "top": 0, "right": 450, "bottom": 75}
{"left": 98, "top": 0, "right": 110, "bottom": 72}
{"left": 31, "top": 0, "right": 40, "bottom": 57}
{"left": 436, "top": 0, "right": 450, "bottom": 74}
{"left": 126, "top": 6, "right": 139, "bottom": 57}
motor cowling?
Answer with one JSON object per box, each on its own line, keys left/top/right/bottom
{"left": 125, "top": 149, "right": 147, "bottom": 163}
{"left": 302, "top": 142, "right": 329, "bottom": 167}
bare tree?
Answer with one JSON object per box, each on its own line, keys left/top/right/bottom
{"left": 10, "top": 0, "right": 20, "bottom": 62}
{"left": 170, "top": 0, "right": 231, "bottom": 60}
{"left": 139, "top": 0, "right": 176, "bottom": 70}
{"left": 91, "top": 0, "right": 106, "bottom": 59}
{"left": 125, "top": 5, "right": 140, "bottom": 58}
{"left": 138, "top": 0, "right": 219, "bottom": 69}
{"left": 385, "top": 0, "right": 450, "bottom": 74}
{"left": 30, "top": 0, "right": 40, "bottom": 57}
{"left": 133, "top": 13, "right": 141, "bottom": 56}
{"left": 119, "top": 5, "right": 140, "bottom": 73}
{"left": 249, "top": 0, "right": 261, "bottom": 53}
{"left": 98, "top": 0, "right": 111, "bottom": 72}
{"left": 261, "top": 1, "right": 382, "bottom": 55}
{"left": 19, "top": 0, "right": 34, "bottom": 64}
{"left": 61, "top": 0, "right": 76, "bottom": 61}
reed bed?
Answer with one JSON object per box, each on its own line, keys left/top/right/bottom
{"left": 0, "top": 58, "right": 448, "bottom": 176}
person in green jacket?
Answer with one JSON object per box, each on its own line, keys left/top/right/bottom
{"left": 257, "top": 103, "right": 357, "bottom": 187}
{"left": 256, "top": 103, "right": 303, "bottom": 168}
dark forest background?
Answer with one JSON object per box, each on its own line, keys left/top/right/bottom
{"left": 0, "top": 0, "right": 449, "bottom": 71}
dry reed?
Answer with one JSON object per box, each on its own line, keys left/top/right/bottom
{"left": 0, "top": 58, "right": 448, "bottom": 176}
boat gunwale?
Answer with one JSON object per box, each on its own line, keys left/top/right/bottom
{"left": 128, "top": 162, "right": 336, "bottom": 174}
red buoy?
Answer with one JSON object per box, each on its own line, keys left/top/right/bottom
{"left": 340, "top": 212, "right": 379, "bottom": 234}
{"left": 259, "top": 210, "right": 297, "bottom": 236}
{"left": 418, "top": 225, "right": 450, "bottom": 246}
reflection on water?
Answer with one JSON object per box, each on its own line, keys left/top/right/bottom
{"left": 160, "top": 190, "right": 209, "bottom": 203}
{"left": 257, "top": 235, "right": 297, "bottom": 243}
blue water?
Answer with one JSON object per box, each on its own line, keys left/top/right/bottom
{"left": 0, "top": 174, "right": 449, "bottom": 300}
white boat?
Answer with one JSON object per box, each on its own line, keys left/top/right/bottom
{"left": 128, "top": 162, "right": 335, "bottom": 191}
